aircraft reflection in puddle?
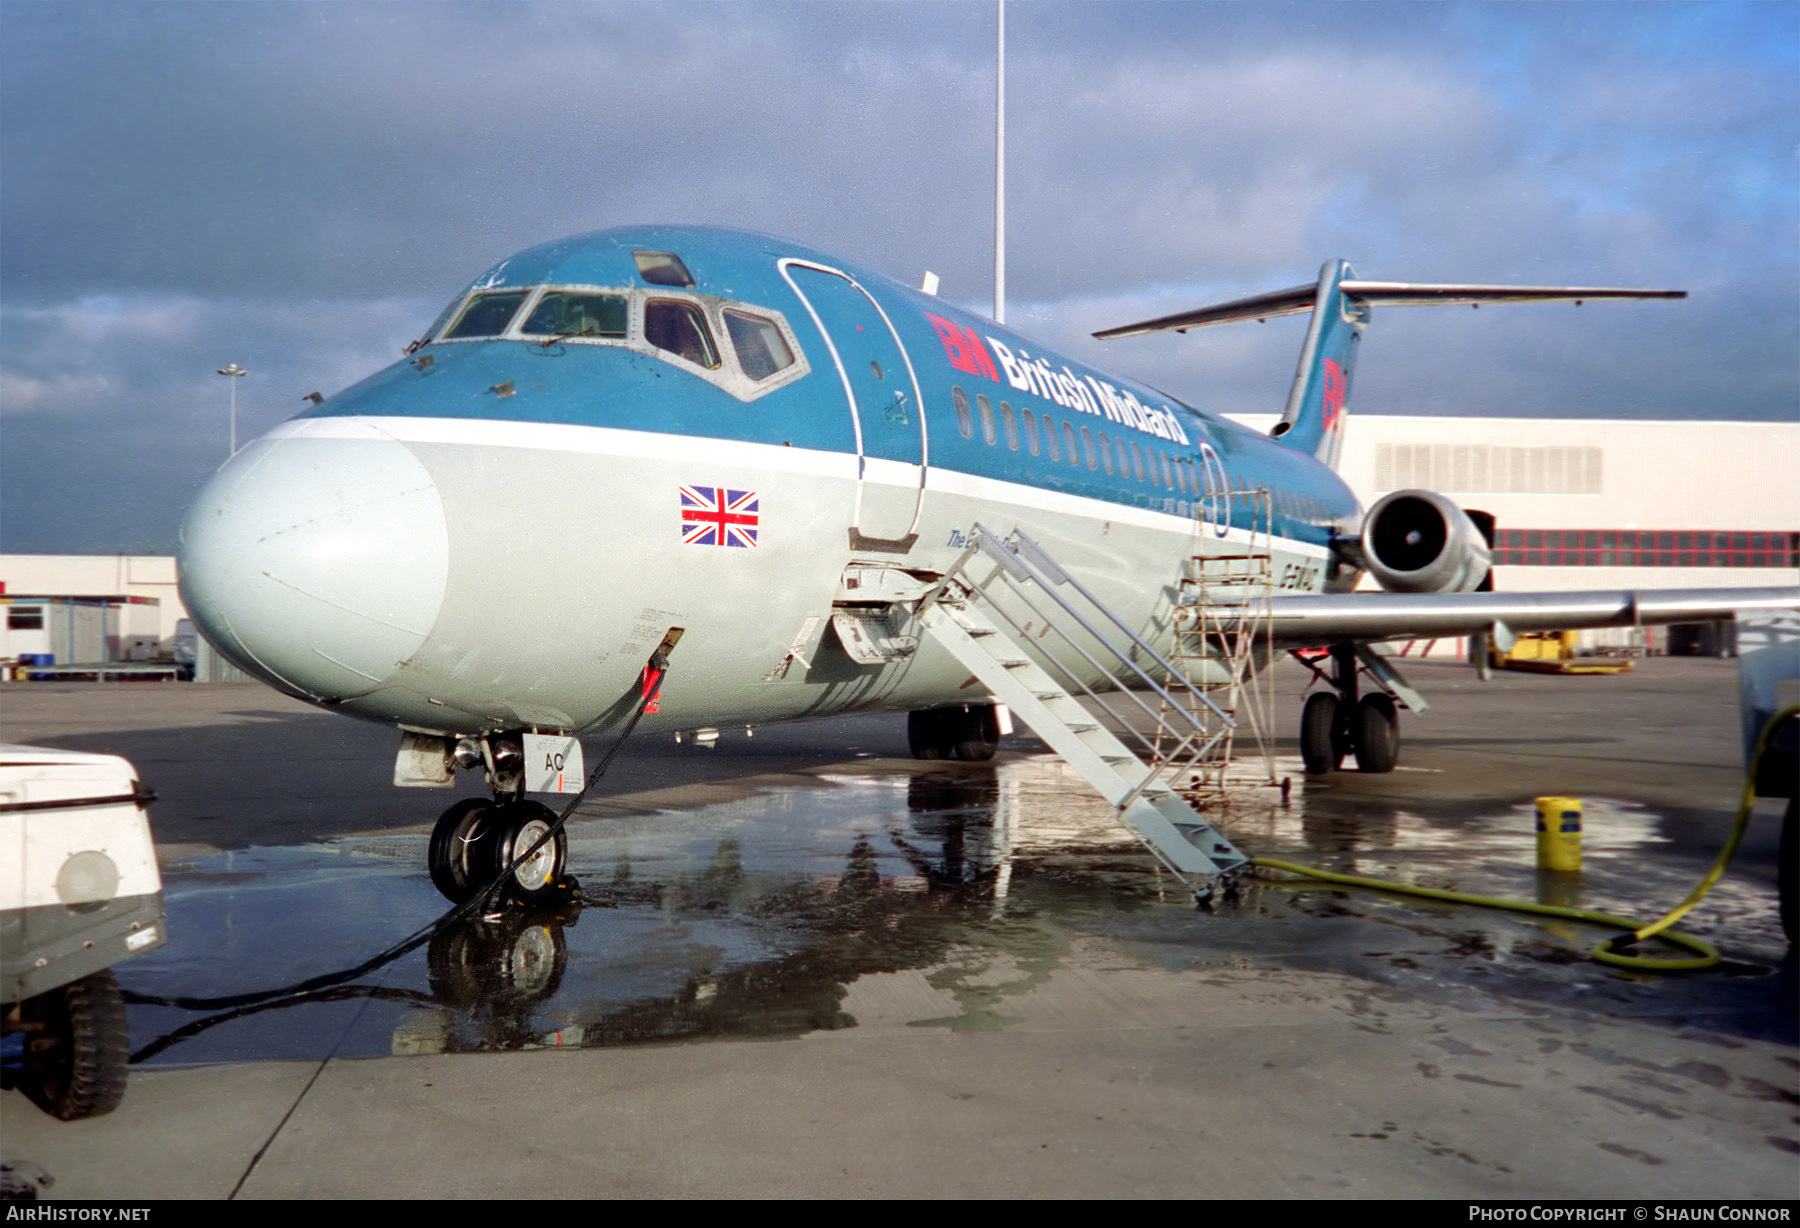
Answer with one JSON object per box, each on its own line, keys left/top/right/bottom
{"left": 121, "top": 756, "right": 1788, "bottom": 1065}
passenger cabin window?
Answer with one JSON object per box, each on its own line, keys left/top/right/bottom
{"left": 521, "top": 292, "right": 628, "bottom": 339}
{"left": 977, "top": 394, "right": 997, "bottom": 445}
{"left": 644, "top": 299, "right": 720, "bottom": 369}
{"left": 634, "top": 251, "right": 695, "bottom": 287}
{"left": 444, "top": 291, "right": 529, "bottom": 339}
{"left": 723, "top": 309, "right": 795, "bottom": 381}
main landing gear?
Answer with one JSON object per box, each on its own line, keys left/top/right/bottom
{"left": 909, "top": 703, "right": 1001, "bottom": 762}
{"left": 1297, "top": 642, "right": 1402, "bottom": 775}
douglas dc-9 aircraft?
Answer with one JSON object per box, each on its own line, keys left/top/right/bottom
{"left": 178, "top": 225, "right": 1800, "bottom": 903}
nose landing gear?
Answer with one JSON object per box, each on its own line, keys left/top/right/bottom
{"left": 427, "top": 795, "right": 569, "bottom": 906}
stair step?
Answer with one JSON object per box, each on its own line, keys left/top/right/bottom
{"left": 913, "top": 530, "right": 1250, "bottom": 886}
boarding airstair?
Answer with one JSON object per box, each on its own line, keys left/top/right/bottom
{"left": 1166, "top": 487, "right": 1279, "bottom": 798}
{"left": 899, "top": 525, "right": 1250, "bottom": 896}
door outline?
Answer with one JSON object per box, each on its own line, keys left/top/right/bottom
{"left": 1198, "top": 441, "right": 1232, "bottom": 539}
{"left": 779, "top": 258, "right": 928, "bottom": 550}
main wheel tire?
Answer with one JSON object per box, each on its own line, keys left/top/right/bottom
{"left": 17, "top": 970, "right": 129, "bottom": 1120}
{"left": 1300, "top": 692, "right": 1341, "bottom": 774}
{"left": 1354, "top": 692, "right": 1400, "bottom": 774}
{"left": 473, "top": 801, "right": 568, "bottom": 904}
{"left": 952, "top": 705, "right": 1000, "bottom": 762}
{"left": 909, "top": 708, "right": 952, "bottom": 760}
{"left": 429, "top": 798, "right": 501, "bottom": 903}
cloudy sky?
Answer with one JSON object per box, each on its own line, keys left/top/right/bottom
{"left": 2, "top": 0, "right": 1794, "bottom": 554}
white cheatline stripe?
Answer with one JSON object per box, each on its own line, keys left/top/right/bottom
{"left": 267, "top": 415, "right": 1329, "bottom": 560}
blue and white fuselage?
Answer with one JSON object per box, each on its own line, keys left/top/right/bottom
{"left": 180, "top": 225, "right": 1357, "bottom": 739}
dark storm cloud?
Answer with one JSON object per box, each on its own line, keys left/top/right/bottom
{"left": 2, "top": 0, "right": 1794, "bottom": 554}
{"left": 1, "top": 0, "right": 998, "bottom": 301}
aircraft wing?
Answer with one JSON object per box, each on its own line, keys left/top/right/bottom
{"left": 1259, "top": 586, "right": 1800, "bottom": 647}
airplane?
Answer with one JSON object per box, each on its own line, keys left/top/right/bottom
{"left": 176, "top": 224, "right": 1800, "bottom": 905}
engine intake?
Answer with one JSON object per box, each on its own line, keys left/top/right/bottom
{"left": 1362, "top": 489, "right": 1492, "bottom": 593}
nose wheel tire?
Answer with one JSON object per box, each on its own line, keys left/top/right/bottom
{"left": 474, "top": 801, "right": 568, "bottom": 904}
{"left": 429, "top": 798, "right": 501, "bottom": 903}
{"left": 429, "top": 799, "right": 569, "bottom": 904}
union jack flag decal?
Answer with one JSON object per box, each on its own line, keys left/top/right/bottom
{"left": 680, "top": 485, "right": 760, "bottom": 548}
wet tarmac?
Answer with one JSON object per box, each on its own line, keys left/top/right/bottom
{"left": 3, "top": 658, "right": 1796, "bottom": 1199}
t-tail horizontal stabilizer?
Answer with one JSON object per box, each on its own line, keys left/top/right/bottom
{"left": 1094, "top": 264, "right": 1686, "bottom": 470}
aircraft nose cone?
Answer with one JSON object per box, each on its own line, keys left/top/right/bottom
{"left": 179, "top": 427, "right": 450, "bottom": 702}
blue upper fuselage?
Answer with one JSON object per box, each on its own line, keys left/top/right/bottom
{"left": 301, "top": 225, "right": 1361, "bottom": 550}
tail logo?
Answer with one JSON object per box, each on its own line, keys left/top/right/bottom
{"left": 1321, "top": 357, "right": 1347, "bottom": 431}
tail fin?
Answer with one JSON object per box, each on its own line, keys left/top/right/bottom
{"left": 1093, "top": 266, "right": 1684, "bottom": 471}
{"left": 1272, "top": 259, "right": 1361, "bottom": 469}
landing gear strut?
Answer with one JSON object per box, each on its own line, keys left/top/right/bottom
{"left": 1297, "top": 642, "right": 1401, "bottom": 775}
{"left": 909, "top": 704, "right": 1000, "bottom": 762}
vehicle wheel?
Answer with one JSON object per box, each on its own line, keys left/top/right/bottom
{"left": 952, "top": 704, "right": 1000, "bottom": 762}
{"left": 909, "top": 709, "right": 952, "bottom": 760}
{"left": 1354, "top": 692, "right": 1400, "bottom": 773}
{"left": 473, "top": 801, "right": 568, "bottom": 904}
{"left": 1300, "top": 692, "right": 1341, "bottom": 774}
{"left": 1780, "top": 795, "right": 1796, "bottom": 947}
{"left": 17, "top": 970, "right": 129, "bottom": 1120}
{"left": 429, "top": 798, "right": 501, "bottom": 903}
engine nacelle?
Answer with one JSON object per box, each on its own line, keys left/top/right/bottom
{"left": 1361, "top": 489, "right": 1492, "bottom": 593}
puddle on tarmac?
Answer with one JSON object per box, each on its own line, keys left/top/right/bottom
{"left": 118, "top": 755, "right": 1794, "bottom": 1068}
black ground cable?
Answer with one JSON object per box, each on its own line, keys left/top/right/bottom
{"left": 123, "top": 985, "right": 438, "bottom": 1065}
{"left": 119, "top": 649, "right": 672, "bottom": 1018}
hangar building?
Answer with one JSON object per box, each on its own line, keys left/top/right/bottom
{"left": 1229, "top": 414, "right": 1798, "bottom": 655}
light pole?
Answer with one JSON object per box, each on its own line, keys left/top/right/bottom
{"left": 216, "top": 364, "right": 247, "bottom": 456}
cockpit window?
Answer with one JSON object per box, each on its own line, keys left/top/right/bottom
{"left": 633, "top": 251, "right": 695, "bottom": 287}
{"left": 421, "top": 278, "right": 805, "bottom": 400}
{"left": 644, "top": 299, "right": 719, "bottom": 369}
{"left": 722, "top": 309, "right": 795, "bottom": 381}
{"left": 444, "top": 290, "right": 529, "bottom": 339}
{"left": 520, "top": 291, "right": 628, "bottom": 339}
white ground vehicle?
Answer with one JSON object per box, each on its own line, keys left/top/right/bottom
{"left": 1, "top": 746, "right": 165, "bottom": 1119}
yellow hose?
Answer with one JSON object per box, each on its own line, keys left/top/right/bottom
{"left": 1251, "top": 704, "right": 1799, "bottom": 973}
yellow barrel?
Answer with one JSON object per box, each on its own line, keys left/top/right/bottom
{"left": 1536, "top": 797, "right": 1582, "bottom": 872}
